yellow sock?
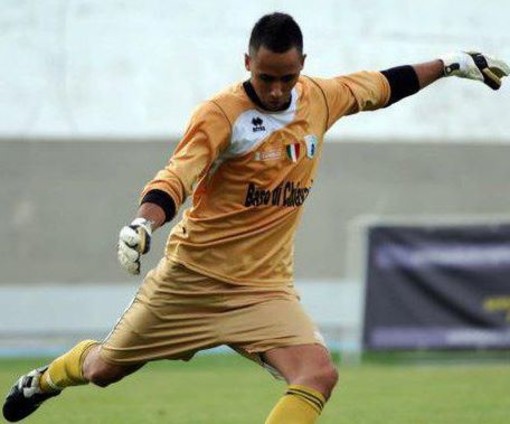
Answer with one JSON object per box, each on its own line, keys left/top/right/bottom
{"left": 265, "top": 385, "right": 326, "bottom": 424}
{"left": 39, "top": 340, "right": 98, "bottom": 393}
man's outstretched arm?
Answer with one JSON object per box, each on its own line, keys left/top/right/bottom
{"left": 382, "top": 52, "right": 510, "bottom": 107}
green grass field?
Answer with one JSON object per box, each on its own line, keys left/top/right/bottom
{"left": 1, "top": 353, "right": 509, "bottom": 424}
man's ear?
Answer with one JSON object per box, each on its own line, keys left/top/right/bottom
{"left": 301, "top": 53, "right": 307, "bottom": 69}
{"left": 245, "top": 53, "right": 251, "bottom": 72}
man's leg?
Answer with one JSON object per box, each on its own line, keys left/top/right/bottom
{"left": 2, "top": 341, "right": 143, "bottom": 422}
{"left": 3, "top": 258, "right": 212, "bottom": 422}
{"left": 263, "top": 344, "right": 338, "bottom": 424}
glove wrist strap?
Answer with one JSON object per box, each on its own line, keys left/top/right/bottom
{"left": 131, "top": 217, "right": 153, "bottom": 236}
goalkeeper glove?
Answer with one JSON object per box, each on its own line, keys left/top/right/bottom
{"left": 441, "top": 52, "right": 510, "bottom": 90}
{"left": 117, "top": 218, "right": 152, "bottom": 275}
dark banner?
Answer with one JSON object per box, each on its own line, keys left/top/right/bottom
{"left": 363, "top": 223, "right": 510, "bottom": 350}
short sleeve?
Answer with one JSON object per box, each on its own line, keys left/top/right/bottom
{"left": 312, "top": 71, "right": 391, "bottom": 130}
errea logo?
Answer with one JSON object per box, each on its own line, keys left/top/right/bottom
{"left": 251, "top": 117, "right": 266, "bottom": 132}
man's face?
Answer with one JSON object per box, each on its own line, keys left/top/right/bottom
{"left": 245, "top": 46, "right": 305, "bottom": 111}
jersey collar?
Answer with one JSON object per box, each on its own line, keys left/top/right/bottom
{"left": 243, "top": 80, "right": 293, "bottom": 113}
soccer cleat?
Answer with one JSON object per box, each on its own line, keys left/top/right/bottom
{"left": 2, "top": 366, "right": 60, "bottom": 422}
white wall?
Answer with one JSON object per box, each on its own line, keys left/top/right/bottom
{"left": 1, "top": 0, "right": 509, "bottom": 141}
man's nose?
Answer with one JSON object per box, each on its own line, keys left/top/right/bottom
{"left": 269, "top": 82, "right": 283, "bottom": 98}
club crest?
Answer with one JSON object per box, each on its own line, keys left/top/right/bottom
{"left": 304, "top": 135, "right": 318, "bottom": 159}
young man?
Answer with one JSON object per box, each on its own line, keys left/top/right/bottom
{"left": 3, "top": 12, "right": 509, "bottom": 424}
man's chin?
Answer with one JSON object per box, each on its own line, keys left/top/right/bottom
{"left": 264, "top": 102, "right": 284, "bottom": 111}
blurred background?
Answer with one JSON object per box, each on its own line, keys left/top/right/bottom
{"left": 1, "top": 0, "right": 510, "bottom": 359}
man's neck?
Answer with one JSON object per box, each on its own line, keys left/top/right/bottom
{"left": 243, "top": 81, "right": 292, "bottom": 112}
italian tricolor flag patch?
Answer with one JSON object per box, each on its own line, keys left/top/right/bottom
{"left": 286, "top": 143, "right": 301, "bottom": 162}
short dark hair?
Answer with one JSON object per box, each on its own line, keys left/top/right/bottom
{"left": 248, "top": 13, "right": 303, "bottom": 55}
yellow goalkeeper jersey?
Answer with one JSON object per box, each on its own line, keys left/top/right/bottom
{"left": 142, "top": 72, "right": 390, "bottom": 286}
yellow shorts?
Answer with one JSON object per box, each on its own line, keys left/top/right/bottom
{"left": 100, "top": 258, "right": 324, "bottom": 371}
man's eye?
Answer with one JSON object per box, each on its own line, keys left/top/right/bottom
{"left": 260, "top": 75, "right": 274, "bottom": 82}
{"left": 281, "top": 75, "right": 296, "bottom": 83}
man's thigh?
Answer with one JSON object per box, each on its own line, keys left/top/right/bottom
{"left": 223, "top": 296, "right": 326, "bottom": 378}
{"left": 100, "top": 259, "right": 224, "bottom": 365}
{"left": 223, "top": 297, "right": 325, "bottom": 351}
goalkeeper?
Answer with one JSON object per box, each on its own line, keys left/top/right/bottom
{"left": 4, "top": 12, "right": 509, "bottom": 424}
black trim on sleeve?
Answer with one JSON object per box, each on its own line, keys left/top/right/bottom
{"left": 140, "top": 189, "right": 176, "bottom": 223}
{"left": 380, "top": 65, "right": 420, "bottom": 107}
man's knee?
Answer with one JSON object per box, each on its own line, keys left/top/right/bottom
{"left": 264, "top": 344, "right": 339, "bottom": 398}
{"left": 315, "top": 362, "right": 339, "bottom": 392}
{"left": 297, "top": 359, "right": 338, "bottom": 388}
{"left": 82, "top": 346, "right": 134, "bottom": 388}
{"left": 291, "top": 360, "right": 338, "bottom": 400}
{"left": 83, "top": 362, "right": 125, "bottom": 388}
